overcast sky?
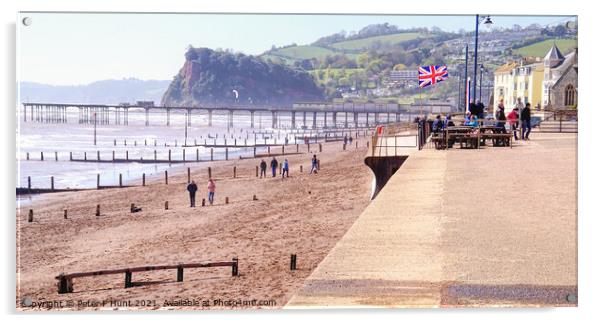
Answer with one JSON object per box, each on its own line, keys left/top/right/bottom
{"left": 18, "top": 13, "right": 575, "bottom": 85}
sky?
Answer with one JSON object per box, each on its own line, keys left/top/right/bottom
{"left": 18, "top": 12, "right": 575, "bottom": 85}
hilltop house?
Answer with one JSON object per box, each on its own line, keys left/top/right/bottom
{"left": 493, "top": 43, "right": 577, "bottom": 110}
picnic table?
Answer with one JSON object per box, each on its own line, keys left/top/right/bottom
{"left": 445, "top": 126, "right": 479, "bottom": 149}
{"left": 479, "top": 125, "right": 512, "bottom": 147}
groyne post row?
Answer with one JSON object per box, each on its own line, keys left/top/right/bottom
{"left": 20, "top": 155, "right": 324, "bottom": 192}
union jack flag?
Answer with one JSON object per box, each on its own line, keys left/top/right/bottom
{"left": 418, "top": 65, "right": 448, "bottom": 88}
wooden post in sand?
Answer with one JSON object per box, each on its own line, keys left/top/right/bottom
{"left": 253, "top": 147, "right": 256, "bottom": 158}
{"left": 208, "top": 167, "right": 212, "bottom": 179}
{"left": 317, "top": 160, "right": 320, "bottom": 170}
{"left": 50, "top": 176, "right": 54, "bottom": 191}
{"left": 96, "top": 174, "right": 100, "bottom": 188}
{"left": 119, "top": 174, "right": 123, "bottom": 187}
{"left": 187, "top": 167, "right": 191, "bottom": 183}
{"left": 226, "top": 148, "right": 229, "bottom": 160}
{"left": 28, "top": 209, "right": 33, "bottom": 222}
{"left": 95, "top": 204, "right": 100, "bottom": 217}
{"left": 256, "top": 166, "right": 259, "bottom": 177}
{"left": 165, "top": 171, "right": 168, "bottom": 184}
{"left": 232, "top": 257, "right": 239, "bottom": 276}
{"left": 64, "top": 210, "right": 68, "bottom": 219}
{"left": 196, "top": 149, "right": 199, "bottom": 161}
{"left": 279, "top": 163, "right": 282, "bottom": 175}
{"left": 202, "top": 199, "right": 206, "bottom": 206}
{"left": 142, "top": 173, "right": 146, "bottom": 186}
{"left": 300, "top": 165, "right": 303, "bottom": 173}
{"left": 233, "top": 166, "right": 236, "bottom": 178}
{"left": 282, "top": 145, "right": 284, "bottom": 155}
{"left": 210, "top": 148, "right": 214, "bottom": 161}
{"left": 225, "top": 197, "right": 229, "bottom": 204}
{"left": 307, "top": 144, "right": 310, "bottom": 153}
{"left": 319, "top": 143, "right": 322, "bottom": 152}
{"left": 27, "top": 176, "right": 31, "bottom": 190}
{"left": 290, "top": 254, "right": 297, "bottom": 270}
{"left": 165, "top": 201, "right": 169, "bottom": 210}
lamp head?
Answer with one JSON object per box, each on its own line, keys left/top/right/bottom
{"left": 484, "top": 16, "right": 493, "bottom": 29}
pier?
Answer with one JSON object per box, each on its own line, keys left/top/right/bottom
{"left": 21, "top": 101, "right": 452, "bottom": 128}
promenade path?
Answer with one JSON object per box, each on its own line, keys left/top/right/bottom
{"left": 286, "top": 132, "right": 577, "bottom": 307}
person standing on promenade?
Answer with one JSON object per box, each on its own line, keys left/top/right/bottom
{"left": 475, "top": 99, "right": 485, "bottom": 121}
{"left": 521, "top": 102, "right": 532, "bottom": 140}
{"left": 186, "top": 180, "right": 198, "bottom": 207}
{"left": 270, "top": 157, "right": 278, "bottom": 177}
{"left": 468, "top": 99, "right": 477, "bottom": 116}
{"left": 495, "top": 100, "right": 507, "bottom": 133}
{"left": 260, "top": 159, "right": 267, "bottom": 178}
{"left": 507, "top": 107, "right": 519, "bottom": 140}
{"left": 309, "top": 154, "right": 318, "bottom": 174}
{"left": 433, "top": 115, "right": 444, "bottom": 133}
{"left": 207, "top": 179, "right": 216, "bottom": 205}
{"left": 282, "top": 159, "right": 289, "bottom": 178}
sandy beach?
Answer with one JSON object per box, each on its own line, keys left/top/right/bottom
{"left": 16, "top": 139, "right": 373, "bottom": 310}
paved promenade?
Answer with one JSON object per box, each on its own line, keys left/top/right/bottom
{"left": 286, "top": 133, "right": 577, "bottom": 307}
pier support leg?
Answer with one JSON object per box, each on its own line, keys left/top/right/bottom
{"left": 272, "top": 111, "right": 277, "bottom": 128}
{"left": 250, "top": 111, "right": 255, "bottom": 128}
{"left": 208, "top": 109, "right": 212, "bottom": 127}
{"left": 312, "top": 112, "right": 317, "bottom": 129}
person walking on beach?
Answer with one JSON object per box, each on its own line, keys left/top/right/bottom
{"left": 270, "top": 157, "right": 278, "bottom": 177}
{"left": 207, "top": 179, "right": 216, "bottom": 205}
{"left": 521, "top": 102, "right": 532, "bottom": 140}
{"left": 507, "top": 107, "right": 519, "bottom": 140}
{"left": 309, "top": 155, "right": 318, "bottom": 174}
{"left": 259, "top": 159, "right": 267, "bottom": 178}
{"left": 282, "top": 159, "right": 289, "bottom": 178}
{"left": 186, "top": 180, "right": 198, "bottom": 207}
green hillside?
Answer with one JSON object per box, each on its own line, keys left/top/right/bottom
{"left": 331, "top": 32, "right": 423, "bottom": 50}
{"left": 269, "top": 45, "right": 336, "bottom": 60}
{"left": 513, "top": 39, "right": 577, "bottom": 57}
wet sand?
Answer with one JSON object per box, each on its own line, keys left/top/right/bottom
{"left": 16, "top": 139, "right": 373, "bottom": 310}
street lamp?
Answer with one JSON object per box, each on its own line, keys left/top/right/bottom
{"left": 473, "top": 14, "right": 493, "bottom": 105}
{"left": 479, "top": 64, "right": 484, "bottom": 102}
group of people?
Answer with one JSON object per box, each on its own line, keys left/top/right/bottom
{"left": 186, "top": 179, "right": 215, "bottom": 207}
{"left": 431, "top": 97, "right": 532, "bottom": 141}
{"left": 186, "top": 154, "right": 321, "bottom": 207}
{"left": 258, "top": 154, "right": 319, "bottom": 179}
{"left": 343, "top": 134, "right": 353, "bottom": 145}
{"left": 495, "top": 98, "right": 532, "bottom": 140}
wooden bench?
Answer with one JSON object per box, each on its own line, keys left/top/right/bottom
{"left": 481, "top": 133, "right": 513, "bottom": 148}
{"left": 56, "top": 259, "right": 238, "bottom": 294}
{"left": 431, "top": 132, "right": 447, "bottom": 150}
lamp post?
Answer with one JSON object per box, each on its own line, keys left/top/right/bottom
{"left": 479, "top": 64, "right": 484, "bottom": 102}
{"left": 473, "top": 15, "right": 493, "bottom": 106}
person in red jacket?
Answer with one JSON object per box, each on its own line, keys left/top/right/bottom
{"left": 507, "top": 107, "right": 519, "bottom": 140}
